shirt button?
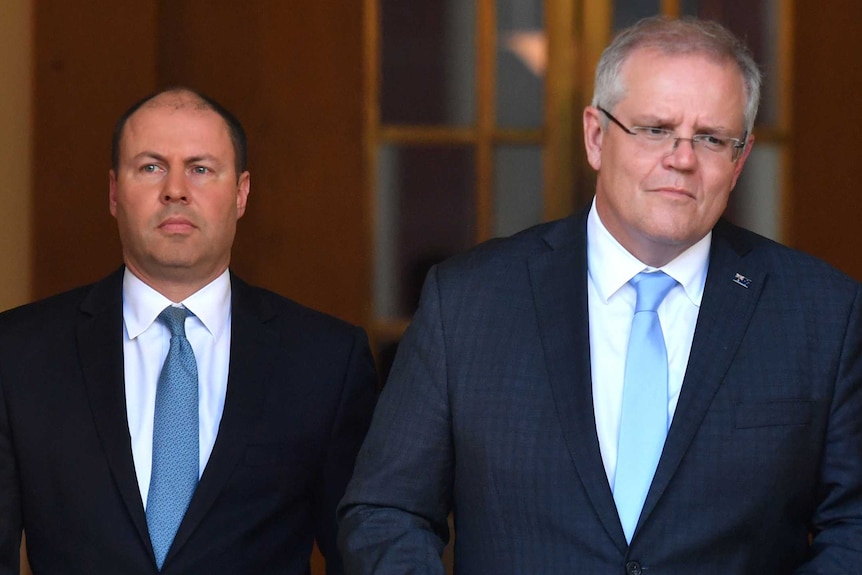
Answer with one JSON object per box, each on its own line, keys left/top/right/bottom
{"left": 625, "top": 560, "right": 643, "bottom": 575}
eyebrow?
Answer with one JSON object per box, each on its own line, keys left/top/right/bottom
{"left": 131, "top": 152, "right": 222, "bottom": 165}
{"left": 630, "top": 115, "right": 736, "bottom": 135}
{"left": 131, "top": 151, "right": 167, "bottom": 164}
{"left": 184, "top": 154, "right": 221, "bottom": 165}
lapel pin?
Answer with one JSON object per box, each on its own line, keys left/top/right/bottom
{"left": 733, "top": 273, "right": 752, "bottom": 288}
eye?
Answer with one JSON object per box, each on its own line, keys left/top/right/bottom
{"left": 191, "top": 166, "right": 212, "bottom": 175}
{"left": 141, "top": 164, "right": 160, "bottom": 174}
{"left": 696, "top": 134, "right": 730, "bottom": 149}
{"left": 633, "top": 126, "right": 673, "bottom": 140}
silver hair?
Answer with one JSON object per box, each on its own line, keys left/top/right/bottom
{"left": 591, "top": 16, "right": 761, "bottom": 134}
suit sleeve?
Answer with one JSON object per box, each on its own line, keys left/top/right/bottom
{"left": 797, "top": 284, "right": 862, "bottom": 573}
{"left": 337, "top": 267, "right": 452, "bottom": 574}
{"left": 314, "top": 326, "right": 379, "bottom": 575}
{"left": 0, "top": 361, "right": 23, "bottom": 574}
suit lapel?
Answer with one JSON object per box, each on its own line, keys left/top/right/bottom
{"left": 638, "top": 222, "right": 765, "bottom": 532}
{"left": 529, "top": 213, "right": 629, "bottom": 554}
{"left": 77, "top": 268, "right": 153, "bottom": 550}
{"left": 168, "top": 274, "right": 278, "bottom": 560}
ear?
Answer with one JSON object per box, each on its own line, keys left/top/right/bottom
{"left": 730, "top": 133, "right": 755, "bottom": 188}
{"left": 583, "top": 106, "right": 604, "bottom": 171}
{"left": 235, "top": 171, "right": 250, "bottom": 219}
{"left": 109, "top": 170, "right": 118, "bottom": 217}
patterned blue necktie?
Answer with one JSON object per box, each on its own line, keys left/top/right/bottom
{"left": 613, "top": 271, "right": 677, "bottom": 543}
{"left": 146, "top": 306, "right": 199, "bottom": 570}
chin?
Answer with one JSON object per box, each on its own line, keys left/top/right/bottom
{"left": 644, "top": 224, "right": 700, "bottom": 247}
{"left": 149, "top": 254, "right": 198, "bottom": 273}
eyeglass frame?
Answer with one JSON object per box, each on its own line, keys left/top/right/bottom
{"left": 597, "top": 106, "right": 748, "bottom": 162}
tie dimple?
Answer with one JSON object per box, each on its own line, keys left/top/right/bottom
{"left": 632, "top": 271, "right": 677, "bottom": 313}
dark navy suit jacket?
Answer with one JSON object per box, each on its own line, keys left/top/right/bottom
{"left": 338, "top": 211, "right": 862, "bottom": 574}
{"left": 0, "top": 269, "right": 377, "bottom": 574}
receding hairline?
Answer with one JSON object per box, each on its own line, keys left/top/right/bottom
{"left": 137, "top": 89, "right": 218, "bottom": 114}
{"left": 121, "top": 92, "right": 235, "bottom": 147}
{"left": 111, "top": 86, "right": 249, "bottom": 176}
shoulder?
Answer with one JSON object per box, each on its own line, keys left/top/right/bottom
{"left": 713, "top": 219, "right": 861, "bottom": 316}
{"left": 230, "top": 274, "right": 367, "bottom": 343}
{"left": 229, "top": 275, "right": 377, "bottom": 388}
{"left": 0, "top": 272, "right": 119, "bottom": 334}
{"left": 434, "top": 215, "right": 583, "bottom": 283}
{"left": 715, "top": 219, "right": 860, "bottom": 290}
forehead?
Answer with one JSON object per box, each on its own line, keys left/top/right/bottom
{"left": 120, "top": 97, "right": 233, "bottom": 157}
{"left": 618, "top": 48, "right": 746, "bottom": 122}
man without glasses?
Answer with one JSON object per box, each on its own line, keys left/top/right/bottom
{"left": 0, "top": 87, "right": 377, "bottom": 574}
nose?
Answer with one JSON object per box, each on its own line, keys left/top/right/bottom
{"left": 161, "top": 170, "right": 189, "bottom": 204}
{"left": 663, "top": 136, "right": 698, "bottom": 169}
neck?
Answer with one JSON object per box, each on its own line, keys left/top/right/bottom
{"left": 124, "top": 263, "right": 227, "bottom": 303}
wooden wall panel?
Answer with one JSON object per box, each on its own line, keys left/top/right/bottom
{"left": 791, "top": 0, "right": 862, "bottom": 281}
{"left": 157, "top": 1, "right": 369, "bottom": 326}
{"left": 32, "top": 1, "right": 159, "bottom": 299}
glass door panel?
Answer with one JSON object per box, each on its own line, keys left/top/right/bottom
{"left": 613, "top": 0, "right": 662, "bottom": 28}
{"left": 380, "top": 0, "right": 476, "bottom": 125}
{"left": 681, "top": 0, "right": 784, "bottom": 127}
{"left": 496, "top": 0, "right": 545, "bottom": 128}
{"left": 727, "top": 143, "right": 782, "bottom": 241}
{"left": 374, "top": 145, "right": 477, "bottom": 320}
{"left": 494, "top": 145, "right": 544, "bottom": 237}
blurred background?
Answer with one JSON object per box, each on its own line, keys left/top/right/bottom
{"left": 1, "top": 1, "right": 860, "bottom": 573}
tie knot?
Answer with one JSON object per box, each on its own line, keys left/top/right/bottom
{"left": 630, "top": 271, "right": 677, "bottom": 313}
{"left": 158, "top": 306, "right": 189, "bottom": 338}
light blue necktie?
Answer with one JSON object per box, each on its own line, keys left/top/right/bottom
{"left": 146, "top": 306, "right": 199, "bottom": 570}
{"left": 613, "top": 271, "right": 677, "bottom": 543}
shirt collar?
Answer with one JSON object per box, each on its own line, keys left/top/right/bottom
{"left": 586, "top": 197, "right": 710, "bottom": 306}
{"left": 122, "top": 268, "right": 232, "bottom": 340}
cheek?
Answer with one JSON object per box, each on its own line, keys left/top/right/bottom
{"left": 115, "top": 196, "right": 158, "bottom": 230}
{"left": 702, "top": 169, "right": 737, "bottom": 205}
{"left": 199, "top": 198, "right": 237, "bottom": 230}
{"left": 615, "top": 156, "right": 660, "bottom": 192}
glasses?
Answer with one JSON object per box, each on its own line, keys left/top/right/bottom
{"left": 598, "top": 107, "right": 748, "bottom": 162}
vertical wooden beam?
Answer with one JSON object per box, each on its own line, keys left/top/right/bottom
{"left": 573, "top": 0, "right": 613, "bottom": 208}
{"left": 365, "top": 0, "right": 381, "bottom": 329}
{"left": 0, "top": 0, "right": 33, "bottom": 312}
{"left": 476, "top": 0, "right": 496, "bottom": 241}
{"left": 776, "top": 0, "right": 794, "bottom": 242}
{"left": 661, "top": 0, "right": 681, "bottom": 18}
{"left": 544, "top": 0, "right": 577, "bottom": 219}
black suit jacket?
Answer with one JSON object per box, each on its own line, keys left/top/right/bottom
{"left": 0, "top": 268, "right": 377, "bottom": 574}
{"left": 338, "top": 211, "right": 862, "bottom": 574}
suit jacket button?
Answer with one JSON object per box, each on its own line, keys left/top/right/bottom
{"left": 625, "top": 560, "right": 643, "bottom": 575}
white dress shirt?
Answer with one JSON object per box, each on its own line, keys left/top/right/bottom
{"left": 122, "top": 268, "right": 232, "bottom": 507}
{"left": 586, "top": 199, "right": 709, "bottom": 488}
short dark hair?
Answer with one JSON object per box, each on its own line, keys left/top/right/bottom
{"left": 111, "top": 86, "right": 248, "bottom": 177}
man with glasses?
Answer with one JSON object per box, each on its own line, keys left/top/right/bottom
{"left": 338, "top": 16, "right": 862, "bottom": 574}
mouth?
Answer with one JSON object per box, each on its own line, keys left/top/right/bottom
{"left": 158, "top": 216, "right": 197, "bottom": 233}
{"left": 650, "top": 187, "right": 695, "bottom": 200}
